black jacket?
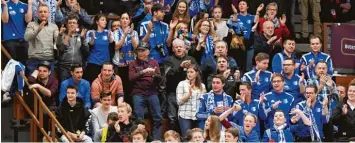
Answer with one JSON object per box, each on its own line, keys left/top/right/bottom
{"left": 253, "top": 33, "right": 282, "bottom": 69}
{"left": 332, "top": 99, "right": 355, "bottom": 138}
{"left": 164, "top": 54, "right": 197, "bottom": 93}
{"left": 55, "top": 97, "right": 90, "bottom": 135}
{"left": 106, "top": 119, "right": 154, "bottom": 142}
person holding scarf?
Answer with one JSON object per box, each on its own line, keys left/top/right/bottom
{"left": 192, "top": 19, "right": 218, "bottom": 65}
{"left": 140, "top": 3, "right": 176, "bottom": 64}
{"left": 113, "top": 12, "right": 139, "bottom": 103}
{"left": 196, "top": 74, "right": 234, "bottom": 130}
{"left": 84, "top": 14, "right": 114, "bottom": 84}
{"left": 262, "top": 109, "right": 312, "bottom": 142}
{"left": 293, "top": 85, "right": 329, "bottom": 142}
{"left": 257, "top": 2, "right": 290, "bottom": 41}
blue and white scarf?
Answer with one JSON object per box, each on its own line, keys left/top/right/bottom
{"left": 264, "top": 15, "right": 280, "bottom": 28}
{"left": 205, "top": 90, "right": 229, "bottom": 115}
{"left": 116, "top": 28, "right": 136, "bottom": 66}
{"left": 305, "top": 107, "right": 322, "bottom": 142}
{"left": 274, "top": 123, "right": 288, "bottom": 143}
{"left": 199, "top": 33, "right": 214, "bottom": 65}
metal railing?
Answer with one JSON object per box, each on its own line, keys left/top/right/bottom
{"left": 1, "top": 45, "right": 73, "bottom": 142}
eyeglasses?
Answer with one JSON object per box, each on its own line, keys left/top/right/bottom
{"left": 112, "top": 25, "right": 120, "bottom": 27}
{"left": 272, "top": 80, "right": 283, "bottom": 83}
{"left": 267, "top": 9, "right": 277, "bottom": 11}
{"left": 201, "top": 24, "right": 210, "bottom": 27}
{"left": 282, "top": 64, "right": 294, "bottom": 66}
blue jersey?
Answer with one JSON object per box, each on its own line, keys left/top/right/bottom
{"left": 283, "top": 73, "right": 306, "bottom": 104}
{"left": 140, "top": 21, "right": 169, "bottom": 64}
{"left": 59, "top": 78, "right": 91, "bottom": 108}
{"left": 262, "top": 125, "right": 295, "bottom": 142}
{"left": 236, "top": 125, "right": 260, "bottom": 142}
{"left": 2, "top": 1, "right": 28, "bottom": 41}
{"left": 242, "top": 69, "right": 272, "bottom": 100}
{"left": 300, "top": 52, "right": 333, "bottom": 78}
{"left": 272, "top": 51, "right": 301, "bottom": 74}
{"left": 112, "top": 28, "right": 139, "bottom": 66}
{"left": 236, "top": 13, "right": 255, "bottom": 40}
{"left": 189, "top": 0, "right": 214, "bottom": 17}
{"left": 133, "top": 7, "right": 152, "bottom": 32}
{"left": 233, "top": 99, "right": 265, "bottom": 134}
{"left": 86, "top": 30, "right": 112, "bottom": 65}
{"left": 294, "top": 100, "right": 328, "bottom": 138}
{"left": 261, "top": 90, "right": 295, "bottom": 128}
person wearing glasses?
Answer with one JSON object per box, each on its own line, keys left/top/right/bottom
{"left": 257, "top": 2, "right": 290, "bottom": 41}
{"left": 259, "top": 73, "right": 295, "bottom": 129}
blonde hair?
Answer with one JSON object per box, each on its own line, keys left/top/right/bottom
{"left": 204, "top": 115, "right": 220, "bottom": 142}
{"left": 164, "top": 130, "right": 181, "bottom": 142}
{"left": 117, "top": 102, "right": 132, "bottom": 114}
{"left": 174, "top": 22, "right": 188, "bottom": 39}
{"left": 230, "top": 34, "right": 245, "bottom": 51}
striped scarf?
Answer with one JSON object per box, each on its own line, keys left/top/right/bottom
{"left": 274, "top": 123, "right": 287, "bottom": 143}
{"left": 305, "top": 107, "right": 322, "bottom": 142}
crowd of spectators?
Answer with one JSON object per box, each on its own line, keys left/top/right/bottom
{"left": 2, "top": 0, "right": 355, "bottom": 142}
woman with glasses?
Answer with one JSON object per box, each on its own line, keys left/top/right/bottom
{"left": 257, "top": 2, "right": 290, "bottom": 41}
{"left": 192, "top": 19, "right": 218, "bottom": 65}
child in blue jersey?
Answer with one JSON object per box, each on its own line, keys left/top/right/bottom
{"left": 262, "top": 109, "right": 312, "bottom": 142}
{"left": 233, "top": 82, "right": 266, "bottom": 135}
{"left": 293, "top": 85, "right": 329, "bottom": 142}
{"left": 260, "top": 73, "right": 295, "bottom": 129}
{"left": 282, "top": 58, "right": 306, "bottom": 105}
{"left": 242, "top": 53, "right": 272, "bottom": 100}
{"left": 174, "top": 22, "right": 196, "bottom": 53}
{"left": 84, "top": 14, "right": 114, "bottom": 83}
{"left": 192, "top": 19, "right": 218, "bottom": 65}
{"left": 140, "top": 3, "right": 175, "bottom": 64}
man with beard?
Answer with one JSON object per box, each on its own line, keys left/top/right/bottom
{"left": 293, "top": 85, "right": 329, "bottom": 142}
{"left": 281, "top": 58, "right": 306, "bottom": 105}
{"left": 272, "top": 37, "right": 300, "bottom": 74}
{"left": 307, "top": 61, "right": 338, "bottom": 141}
{"left": 164, "top": 38, "right": 197, "bottom": 131}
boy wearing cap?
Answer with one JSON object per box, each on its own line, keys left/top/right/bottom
{"left": 129, "top": 42, "right": 163, "bottom": 140}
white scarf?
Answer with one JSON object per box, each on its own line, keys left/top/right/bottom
{"left": 274, "top": 123, "right": 287, "bottom": 143}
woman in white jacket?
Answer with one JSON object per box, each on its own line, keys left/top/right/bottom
{"left": 176, "top": 64, "right": 206, "bottom": 137}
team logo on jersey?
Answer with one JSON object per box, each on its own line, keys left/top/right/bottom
{"left": 283, "top": 99, "right": 288, "bottom": 104}
{"left": 102, "top": 36, "right": 108, "bottom": 40}
{"left": 265, "top": 78, "right": 269, "bottom": 82}
{"left": 243, "top": 110, "right": 248, "bottom": 114}
{"left": 247, "top": 20, "right": 251, "bottom": 24}
{"left": 19, "top": 8, "right": 24, "bottom": 13}
{"left": 251, "top": 107, "right": 256, "bottom": 112}
{"left": 293, "top": 81, "right": 298, "bottom": 86}
{"left": 284, "top": 85, "right": 290, "bottom": 90}
{"left": 9, "top": 10, "right": 16, "bottom": 15}
{"left": 316, "top": 108, "right": 321, "bottom": 112}
{"left": 271, "top": 100, "right": 275, "bottom": 103}
{"left": 9, "top": 6, "right": 12, "bottom": 10}
{"left": 296, "top": 104, "right": 300, "bottom": 109}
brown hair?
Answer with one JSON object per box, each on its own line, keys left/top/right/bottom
{"left": 193, "top": 19, "right": 216, "bottom": 36}
{"left": 271, "top": 73, "right": 284, "bottom": 82}
{"left": 255, "top": 52, "right": 270, "bottom": 62}
{"left": 204, "top": 115, "right": 220, "bottom": 142}
{"left": 187, "top": 64, "right": 205, "bottom": 91}
{"left": 164, "top": 130, "right": 181, "bottom": 142}
{"left": 131, "top": 128, "right": 148, "bottom": 140}
{"left": 186, "top": 128, "right": 204, "bottom": 141}
{"left": 225, "top": 127, "right": 240, "bottom": 138}
{"left": 172, "top": 0, "right": 190, "bottom": 24}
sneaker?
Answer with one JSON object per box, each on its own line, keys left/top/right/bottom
{"left": 2, "top": 92, "right": 11, "bottom": 102}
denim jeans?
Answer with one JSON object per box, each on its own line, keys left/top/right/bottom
{"left": 167, "top": 92, "right": 179, "bottom": 131}
{"left": 58, "top": 66, "right": 71, "bottom": 83}
{"left": 178, "top": 116, "right": 196, "bottom": 138}
{"left": 26, "top": 59, "right": 55, "bottom": 76}
{"left": 133, "top": 94, "right": 162, "bottom": 140}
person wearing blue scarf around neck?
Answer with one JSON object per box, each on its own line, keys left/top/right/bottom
{"left": 196, "top": 74, "right": 234, "bottom": 130}
{"left": 260, "top": 73, "right": 295, "bottom": 129}
{"left": 84, "top": 14, "right": 114, "bottom": 83}
{"left": 191, "top": 19, "right": 218, "bottom": 65}
{"left": 140, "top": 3, "right": 175, "bottom": 64}
{"left": 242, "top": 53, "right": 272, "bottom": 100}
{"left": 262, "top": 109, "right": 312, "bottom": 142}
{"left": 112, "top": 12, "right": 139, "bottom": 102}
{"left": 293, "top": 85, "right": 329, "bottom": 142}
{"left": 232, "top": 82, "right": 267, "bottom": 136}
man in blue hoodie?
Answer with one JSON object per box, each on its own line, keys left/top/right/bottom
{"left": 260, "top": 73, "right": 295, "bottom": 129}
{"left": 242, "top": 52, "right": 272, "bottom": 100}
